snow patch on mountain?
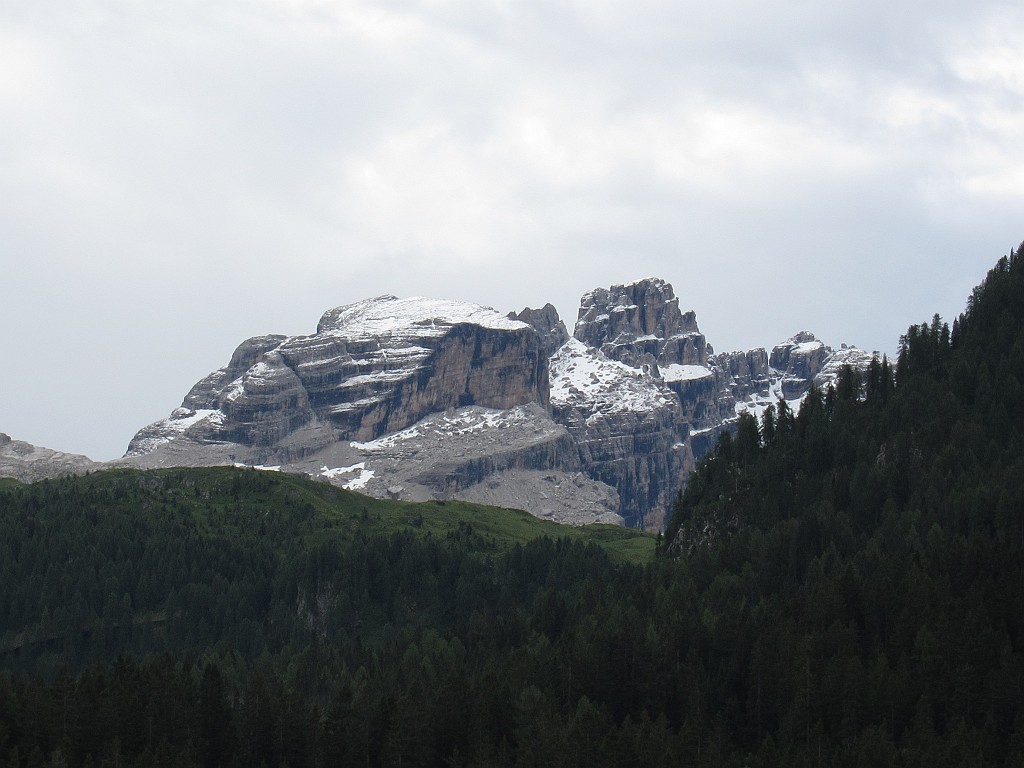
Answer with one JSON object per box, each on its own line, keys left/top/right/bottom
{"left": 233, "top": 462, "right": 281, "bottom": 472}
{"left": 550, "top": 338, "right": 672, "bottom": 415}
{"left": 320, "top": 462, "right": 375, "bottom": 489}
{"left": 733, "top": 377, "right": 804, "bottom": 423}
{"left": 814, "top": 345, "right": 879, "bottom": 390}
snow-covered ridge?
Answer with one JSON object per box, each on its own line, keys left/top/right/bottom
{"left": 317, "top": 295, "right": 528, "bottom": 338}
{"left": 814, "top": 345, "right": 879, "bottom": 389}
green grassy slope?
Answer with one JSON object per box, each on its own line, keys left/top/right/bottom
{"left": 47, "top": 465, "right": 654, "bottom": 562}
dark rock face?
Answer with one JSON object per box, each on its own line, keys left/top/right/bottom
{"left": 511, "top": 304, "right": 570, "bottom": 358}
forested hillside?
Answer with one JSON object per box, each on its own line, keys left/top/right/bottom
{"left": 663, "top": 243, "right": 1024, "bottom": 764}
{"left": 1, "top": 245, "right": 1023, "bottom": 767}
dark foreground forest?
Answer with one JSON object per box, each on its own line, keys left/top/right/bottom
{"left": 2, "top": 245, "right": 1024, "bottom": 767}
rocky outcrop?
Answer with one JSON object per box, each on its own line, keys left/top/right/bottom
{"left": 0, "top": 433, "right": 98, "bottom": 483}
{"left": 769, "top": 333, "right": 873, "bottom": 399}
{"left": 711, "top": 348, "right": 772, "bottom": 402}
{"left": 565, "top": 279, "right": 725, "bottom": 516}
{"left": 561, "top": 281, "right": 880, "bottom": 523}
{"left": 574, "top": 279, "right": 708, "bottom": 369}
{"left": 511, "top": 304, "right": 570, "bottom": 358}
{"left": 769, "top": 332, "right": 831, "bottom": 398}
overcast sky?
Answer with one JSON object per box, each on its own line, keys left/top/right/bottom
{"left": 2, "top": 1, "right": 1022, "bottom": 460}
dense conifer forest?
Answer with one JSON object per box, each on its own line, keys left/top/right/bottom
{"left": 1, "top": 244, "right": 1023, "bottom": 766}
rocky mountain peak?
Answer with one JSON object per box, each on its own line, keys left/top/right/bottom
{"left": 574, "top": 278, "right": 708, "bottom": 370}
{"left": 769, "top": 332, "right": 832, "bottom": 398}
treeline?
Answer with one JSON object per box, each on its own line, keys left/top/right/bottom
{"left": 662, "top": 243, "right": 1024, "bottom": 764}
{"left": 1, "top": 245, "right": 1024, "bottom": 766}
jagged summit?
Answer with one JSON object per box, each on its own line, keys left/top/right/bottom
{"left": 510, "top": 304, "right": 570, "bottom": 358}
{"left": 574, "top": 278, "right": 708, "bottom": 370}
{"left": 768, "top": 331, "right": 878, "bottom": 399}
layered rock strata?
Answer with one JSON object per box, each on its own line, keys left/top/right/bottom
{"left": 127, "top": 296, "right": 549, "bottom": 458}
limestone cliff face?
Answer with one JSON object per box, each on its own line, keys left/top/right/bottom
{"left": 712, "top": 348, "right": 772, "bottom": 402}
{"left": 121, "top": 296, "right": 620, "bottom": 527}
{"left": 127, "top": 296, "right": 549, "bottom": 458}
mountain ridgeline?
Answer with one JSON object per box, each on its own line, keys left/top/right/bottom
{"left": 1, "top": 245, "right": 1022, "bottom": 767}
{"left": 105, "top": 280, "right": 875, "bottom": 530}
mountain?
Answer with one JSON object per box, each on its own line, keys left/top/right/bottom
{"left": 117, "top": 295, "right": 623, "bottom": 526}
{"left": 4, "top": 282, "right": 876, "bottom": 528}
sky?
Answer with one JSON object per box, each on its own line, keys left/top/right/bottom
{"left": 2, "top": 0, "right": 1022, "bottom": 461}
